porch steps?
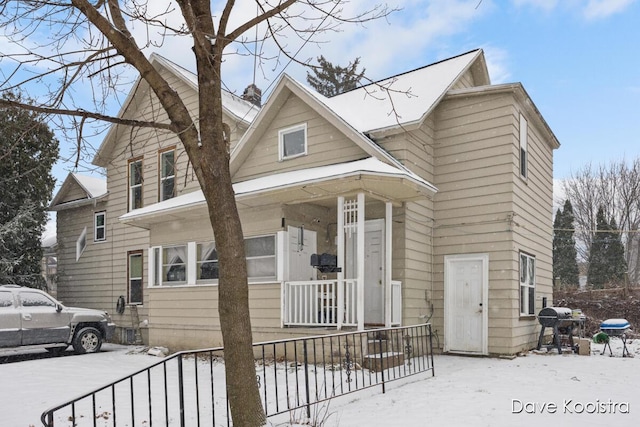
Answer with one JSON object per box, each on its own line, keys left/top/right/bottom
{"left": 363, "top": 336, "right": 404, "bottom": 372}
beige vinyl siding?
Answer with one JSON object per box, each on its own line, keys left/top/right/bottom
{"left": 376, "top": 116, "right": 436, "bottom": 183}
{"left": 450, "top": 67, "right": 477, "bottom": 91}
{"left": 233, "top": 93, "right": 368, "bottom": 181}
{"left": 398, "top": 200, "right": 434, "bottom": 326}
{"left": 59, "top": 183, "right": 91, "bottom": 204}
{"left": 510, "top": 107, "right": 555, "bottom": 350}
{"left": 432, "top": 92, "right": 521, "bottom": 354}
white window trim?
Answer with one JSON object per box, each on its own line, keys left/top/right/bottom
{"left": 149, "top": 246, "right": 162, "bottom": 287}
{"left": 278, "top": 123, "right": 307, "bottom": 161}
{"left": 519, "top": 252, "right": 536, "bottom": 316}
{"left": 519, "top": 113, "right": 528, "bottom": 179}
{"left": 159, "top": 149, "right": 176, "bottom": 202}
{"left": 76, "top": 227, "right": 87, "bottom": 261}
{"left": 128, "top": 252, "right": 143, "bottom": 305}
{"left": 149, "top": 234, "right": 281, "bottom": 288}
{"left": 129, "top": 158, "right": 143, "bottom": 211}
{"left": 94, "top": 211, "right": 106, "bottom": 242}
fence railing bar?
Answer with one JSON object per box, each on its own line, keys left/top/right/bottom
{"left": 41, "top": 324, "right": 434, "bottom": 427}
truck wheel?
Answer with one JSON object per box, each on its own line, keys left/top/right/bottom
{"left": 72, "top": 327, "right": 103, "bottom": 354}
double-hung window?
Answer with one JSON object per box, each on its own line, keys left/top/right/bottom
{"left": 279, "top": 123, "right": 307, "bottom": 160}
{"left": 94, "top": 211, "right": 106, "bottom": 242}
{"left": 128, "top": 251, "right": 143, "bottom": 305}
{"left": 197, "top": 242, "right": 219, "bottom": 280}
{"left": 519, "top": 252, "right": 535, "bottom": 316}
{"left": 129, "top": 158, "right": 143, "bottom": 211}
{"left": 159, "top": 149, "right": 175, "bottom": 201}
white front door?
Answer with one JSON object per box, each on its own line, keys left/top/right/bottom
{"left": 444, "top": 254, "right": 488, "bottom": 355}
{"left": 364, "top": 220, "right": 384, "bottom": 325}
{"left": 287, "top": 226, "right": 317, "bottom": 281}
{"left": 345, "top": 219, "right": 385, "bottom": 325}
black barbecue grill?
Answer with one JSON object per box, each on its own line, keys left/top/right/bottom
{"left": 536, "top": 307, "right": 584, "bottom": 354}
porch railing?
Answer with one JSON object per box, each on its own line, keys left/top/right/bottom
{"left": 284, "top": 279, "right": 403, "bottom": 328}
{"left": 283, "top": 279, "right": 358, "bottom": 327}
{"left": 41, "top": 324, "right": 435, "bottom": 427}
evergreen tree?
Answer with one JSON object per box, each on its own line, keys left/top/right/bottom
{"left": 588, "top": 206, "right": 628, "bottom": 288}
{"left": 552, "top": 199, "right": 580, "bottom": 286}
{"left": 0, "top": 93, "right": 58, "bottom": 289}
{"left": 306, "top": 55, "right": 366, "bottom": 97}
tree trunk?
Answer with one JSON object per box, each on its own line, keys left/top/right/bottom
{"left": 183, "top": 4, "right": 266, "bottom": 424}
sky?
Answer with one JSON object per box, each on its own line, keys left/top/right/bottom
{"left": 1, "top": 340, "right": 639, "bottom": 426}
{"left": 4, "top": 1, "right": 638, "bottom": 190}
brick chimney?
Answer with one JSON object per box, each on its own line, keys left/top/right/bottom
{"left": 242, "top": 83, "right": 262, "bottom": 107}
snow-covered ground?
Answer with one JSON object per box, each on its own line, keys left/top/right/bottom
{"left": 1, "top": 338, "right": 639, "bottom": 427}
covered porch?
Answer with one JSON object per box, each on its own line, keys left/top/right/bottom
{"left": 120, "top": 157, "right": 436, "bottom": 335}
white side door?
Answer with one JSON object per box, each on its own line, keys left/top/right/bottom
{"left": 444, "top": 254, "right": 488, "bottom": 355}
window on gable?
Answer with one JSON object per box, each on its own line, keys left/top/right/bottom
{"left": 279, "top": 123, "right": 307, "bottom": 160}
{"left": 129, "top": 158, "right": 143, "bottom": 211}
{"left": 94, "top": 211, "right": 106, "bottom": 242}
{"left": 128, "top": 251, "right": 143, "bottom": 305}
{"left": 76, "top": 227, "right": 87, "bottom": 261}
{"left": 519, "top": 252, "right": 535, "bottom": 316}
{"left": 519, "top": 114, "right": 528, "bottom": 179}
{"left": 159, "top": 149, "right": 176, "bottom": 202}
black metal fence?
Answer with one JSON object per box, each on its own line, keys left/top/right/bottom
{"left": 41, "top": 324, "right": 435, "bottom": 426}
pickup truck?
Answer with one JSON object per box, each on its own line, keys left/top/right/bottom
{"left": 0, "top": 285, "right": 116, "bottom": 354}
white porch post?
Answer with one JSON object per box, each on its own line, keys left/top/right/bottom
{"left": 384, "top": 201, "right": 393, "bottom": 328}
{"left": 357, "top": 193, "right": 365, "bottom": 330}
{"left": 337, "top": 196, "right": 345, "bottom": 330}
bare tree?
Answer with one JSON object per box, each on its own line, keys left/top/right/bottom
{"left": 562, "top": 158, "right": 640, "bottom": 285}
{"left": 0, "top": 1, "right": 392, "bottom": 425}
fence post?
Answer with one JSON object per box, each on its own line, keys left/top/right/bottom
{"left": 378, "top": 332, "right": 386, "bottom": 394}
{"left": 178, "top": 354, "right": 186, "bottom": 427}
{"left": 303, "top": 340, "right": 311, "bottom": 419}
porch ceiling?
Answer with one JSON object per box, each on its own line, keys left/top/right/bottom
{"left": 119, "top": 157, "right": 436, "bottom": 228}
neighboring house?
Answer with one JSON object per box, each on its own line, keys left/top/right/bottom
{"left": 50, "top": 49, "right": 559, "bottom": 356}
{"left": 40, "top": 221, "right": 58, "bottom": 296}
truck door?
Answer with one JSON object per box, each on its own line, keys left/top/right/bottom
{"left": 0, "top": 290, "right": 21, "bottom": 347}
{"left": 18, "top": 290, "right": 71, "bottom": 345}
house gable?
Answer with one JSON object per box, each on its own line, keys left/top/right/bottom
{"left": 50, "top": 173, "right": 107, "bottom": 211}
{"left": 232, "top": 88, "right": 371, "bottom": 182}
{"left": 94, "top": 54, "right": 258, "bottom": 168}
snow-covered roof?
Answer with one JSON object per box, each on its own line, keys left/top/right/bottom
{"left": 49, "top": 173, "right": 107, "bottom": 211}
{"left": 72, "top": 173, "right": 107, "bottom": 198}
{"left": 120, "top": 157, "right": 437, "bottom": 224}
{"left": 318, "top": 49, "right": 483, "bottom": 133}
{"left": 93, "top": 54, "right": 259, "bottom": 167}
{"left": 149, "top": 54, "right": 259, "bottom": 124}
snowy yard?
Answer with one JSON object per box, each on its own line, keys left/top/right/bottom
{"left": 1, "top": 338, "right": 639, "bottom": 427}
